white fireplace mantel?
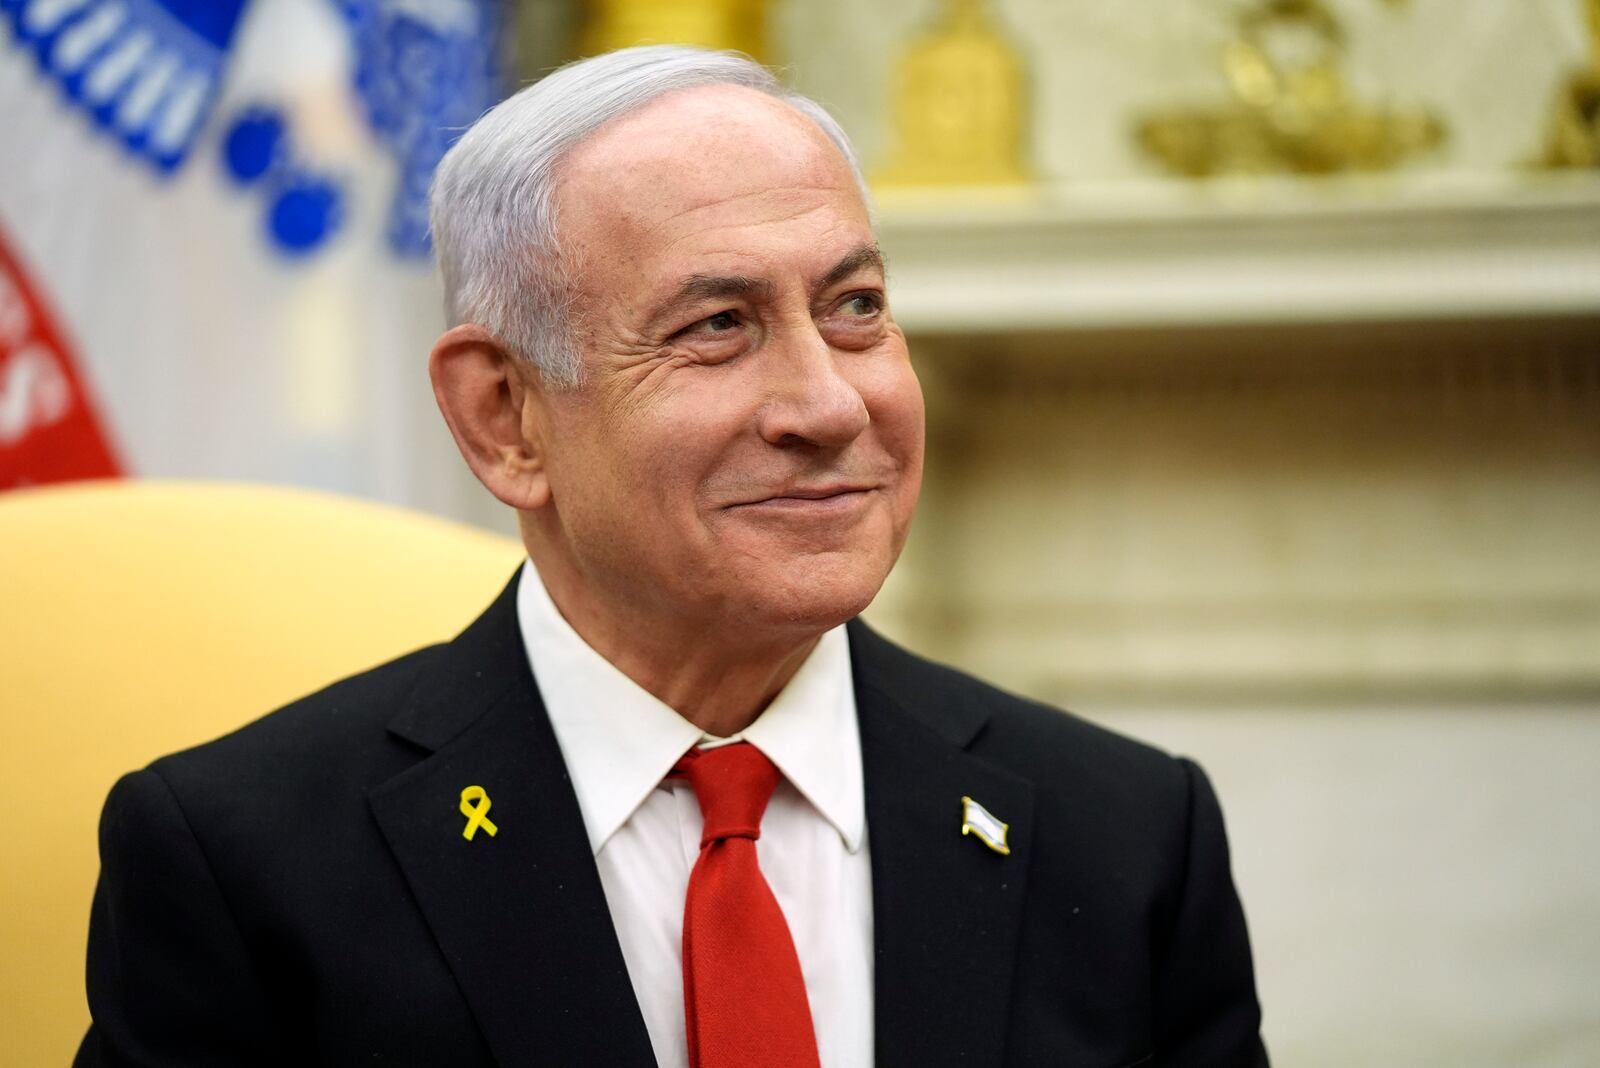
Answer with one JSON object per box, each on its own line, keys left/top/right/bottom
{"left": 876, "top": 173, "right": 1600, "bottom": 335}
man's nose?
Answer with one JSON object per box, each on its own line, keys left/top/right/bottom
{"left": 756, "top": 323, "right": 870, "bottom": 448}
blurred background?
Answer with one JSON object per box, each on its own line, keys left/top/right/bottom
{"left": 3, "top": 0, "right": 1598, "bottom": 1063}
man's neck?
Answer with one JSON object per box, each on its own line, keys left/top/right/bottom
{"left": 529, "top": 554, "right": 825, "bottom": 737}
{"left": 624, "top": 637, "right": 821, "bottom": 738}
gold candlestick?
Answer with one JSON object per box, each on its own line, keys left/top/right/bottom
{"left": 583, "top": 0, "right": 767, "bottom": 63}
{"left": 872, "top": 0, "right": 1032, "bottom": 188}
{"left": 1136, "top": 0, "right": 1444, "bottom": 177}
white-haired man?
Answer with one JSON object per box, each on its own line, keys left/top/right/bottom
{"left": 79, "top": 47, "right": 1267, "bottom": 1068}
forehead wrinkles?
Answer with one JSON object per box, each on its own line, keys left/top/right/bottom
{"left": 652, "top": 184, "right": 857, "bottom": 245}
{"left": 605, "top": 148, "right": 855, "bottom": 236}
{"left": 554, "top": 160, "right": 852, "bottom": 274}
{"left": 568, "top": 168, "right": 863, "bottom": 282}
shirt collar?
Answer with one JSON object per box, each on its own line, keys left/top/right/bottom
{"left": 515, "top": 561, "right": 865, "bottom": 856}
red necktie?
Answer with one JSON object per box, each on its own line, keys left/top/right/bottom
{"left": 673, "top": 743, "right": 822, "bottom": 1068}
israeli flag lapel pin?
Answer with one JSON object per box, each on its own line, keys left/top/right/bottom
{"left": 960, "top": 795, "right": 1011, "bottom": 856}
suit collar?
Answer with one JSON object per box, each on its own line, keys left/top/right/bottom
{"left": 370, "top": 585, "right": 1034, "bottom": 1068}
{"left": 849, "top": 618, "right": 1035, "bottom": 1068}
{"left": 370, "top": 570, "right": 656, "bottom": 1067}
{"left": 518, "top": 559, "right": 866, "bottom": 856}
{"left": 383, "top": 572, "right": 527, "bottom": 753}
{"left": 846, "top": 618, "right": 992, "bottom": 750}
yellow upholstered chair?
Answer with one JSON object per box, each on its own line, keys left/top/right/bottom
{"left": 0, "top": 480, "right": 524, "bottom": 1065}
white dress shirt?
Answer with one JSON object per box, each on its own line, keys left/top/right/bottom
{"left": 516, "top": 561, "right": 874, "bottom": 1068}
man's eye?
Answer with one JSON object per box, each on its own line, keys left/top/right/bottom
{"left": 696, "top": 311, "right": 740, "bottom": 334}
{"left": 841, "top": 293, "right": 882, "bottom": 317}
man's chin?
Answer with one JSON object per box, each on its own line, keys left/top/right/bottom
{"left": 743, "top": 563, "right": 889, "bottom": 634}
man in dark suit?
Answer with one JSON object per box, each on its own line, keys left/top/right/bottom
{"left": 79, "top": 46, "right": 1266, "bottom": 1067}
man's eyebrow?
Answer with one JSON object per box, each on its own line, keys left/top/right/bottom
{"left": 677, "top": 274, "right": 776, "bottom": 304}
{"left": 644, "top": 274, "right": 776, "bottom": 334}
{"left": 816, "top": 244, "right": 886, "bottom": 292}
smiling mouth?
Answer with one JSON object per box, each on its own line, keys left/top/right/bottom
{"left": 731, "top": 485, "right": 878, "bottom": 510}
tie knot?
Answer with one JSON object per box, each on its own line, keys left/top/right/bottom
{"left": 673, "top": 742, "right": 780, "bottom": 847}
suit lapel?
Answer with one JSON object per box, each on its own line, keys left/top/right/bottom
{"left": 368, "top": 575, "right": 655, "bottom": 1067}
{"left": 850, "top": 621, "right": 1034, "bottom": 1068}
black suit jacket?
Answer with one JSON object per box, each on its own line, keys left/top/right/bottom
{"left": 77, "top": 574, "right": 1266, "bottom": 1066}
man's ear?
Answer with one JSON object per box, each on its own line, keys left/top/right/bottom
{"left": 429, "top": 324, "right": 552, "bottom": 511}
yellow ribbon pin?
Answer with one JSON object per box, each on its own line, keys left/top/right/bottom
{"left": 459, "top": 785, "right": 498, "bottom": 841}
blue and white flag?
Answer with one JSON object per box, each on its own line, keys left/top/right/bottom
{"left": 4, "top": 0, "right": 250, "bottom": 171}
{"left": 0, "top": 0, "right": 505, "bottom": 523}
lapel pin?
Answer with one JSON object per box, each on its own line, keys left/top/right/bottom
{"left": 961, "top": 795, "right": 1010, "bottom": 856}
{"left": 459, "top": 785, "right": 499, "bottom": 841}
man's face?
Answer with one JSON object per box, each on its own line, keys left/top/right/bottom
{"left": 529, "top": 85, "right": 924, "bottom": 639}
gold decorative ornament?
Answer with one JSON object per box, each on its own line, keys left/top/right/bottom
{"left": 1537, "top": 0, "right": 1600, "bottom": 168}
{"left": 872, "top": 0, "right": 1031, "bottom": 189}
{"left": 583, "top": 0, "right": 768, "bottom": 63}
{"left": 1136, "top": 0, "right": 1445, "bottom": 177}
